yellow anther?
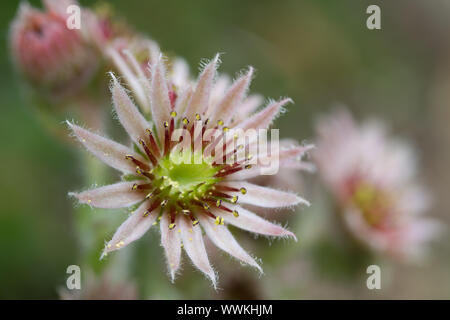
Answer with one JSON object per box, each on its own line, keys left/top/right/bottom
{"left": 215, "top": 216, "right": 224, "bottom": 225}
{"left": 132, "top": 183, "right": 138, "bottom": 190}
{"left": 125, "top": 155, "right": 133, "bottom": 160}
{"left": 170, "top": 111, "right": 177, "bottom": 117}
{"left": 217, "top": 119, "right": 224, "bottom": 126}
{"left": 161, "top": 200, "right": 168, "bottom": 207}
{"left": 180, "top": 244, "right": 184, "bottom": 248}
{"left": 223, "top": 126, "right": 229, "bottom": 133}
{"left": 152, "top": 222, "right": 158, "bottom": 225}
{"left": 146, "top": 128, "right": 153, "bottom": 135}
{"left": 188, "top": 228, "right": 193, "bottom": 233}
{"left": 240, "top": 187, "right": 247, "bottom": 195}
{"left": 244, "top": 164, "right": 252, "bottom": 169}
{"left": 182, "top": 117, "right": 189, "bottom": 125}
{"left": 237, "top": 144, "right": 244, "bottom": 150}
{"left": 107, "top": 244, "right": 112, "bottom": 248}
{"left": 182, "top": 209, "right": 190, "bottom": 215}
{"left": 232, "top": 210, "right": 239, "bottom": 218}
{"left": 177, "top": 229, "right": 181, "bottom": 233}
{"left": 158, "top": 216, "right": 162, "bottom": 221}
{"left": 136, "top": 167, "right": 143, "bottom": 175}
{"left": 87, "top": 199, "right": 92, "bottom": 204}
{"left": 203, "top": 203, "right": 210, "bottom": 210}
{"left": 163, "top": 121, "right": 169, "bottom": 128}
{"left": 195, "top": 113, "right": 201, "bottom": 121}
{"left": 169, "top": 223, "right": 176, "bottom": 230}
{"left": 192, "top": 220, "right": 199, "bottom": 226}
{"left": 188, "top": 237, "right": 193, "bottom": 241}
{"left": 216, "top": 199, "right": 222, "bottom": 207}
{"left": 143, "top": 210, "right": 150, "bottom": 217}
{"left": 145, "top": 192, "right": 153, "bottom": 199}
{"left": 231, "top": 195, "right": 238, "bottom": 203}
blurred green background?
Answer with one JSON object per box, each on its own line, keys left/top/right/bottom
{"left": 1, "top": 0, "right": 450, "bottom": 299}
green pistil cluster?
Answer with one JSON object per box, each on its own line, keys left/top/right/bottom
{"left": 351, "top": 182, "right": 390, "bottom": 227}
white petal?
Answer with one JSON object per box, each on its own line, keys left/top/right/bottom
{"left": 174, "top": 86, "right": 193, "bottom": 115}
{"left": 228, "top": 145, "right": 314, "bottom": 180}
{"left": 70, "top": 182, "right": 144, "bottom": 208}
{"left": 197, "top": 214, "right": 262, "bottom": 273}
{"left": 238, "top": 98, "right": 292, "bottom": 130}
{"left": 232, "top": 94, "right": 263, "bottom": 123}
{"left": 102, "top": 200, "right": 157, "bottom": 256}
{"left": 160, "top": 213, "right": 182, "bottom": 282}
{"left": 184, "top": 54, "right": 220, "bottom": 121}
{"left": 179, "top": 216, "right": 216, "bottom": 288}
{"left": 209, "top": 67, "right": 253, "bottom": 125}
{"left": 67, "top": 122, "right": 144, "bottom": 173}
{"left": 110, "top": 74, "right": 150, "bottom": 147}
{"left": 212, "top": 205, "right": 296, "bottom": 240}
{"left": 149, "top": 56, "right": 171, "bottom": 139}
{"left": 221, "top": 181, "right": 309, "bottom": 208}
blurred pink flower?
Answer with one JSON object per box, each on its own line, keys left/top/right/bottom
{"left": 68, "top": 46, "right": 310, "bottom": 287}
{"left": 314, "top": 109, "right": 440, "bottom": 261}
{"left": 9, "top": 0, "right": 108, "bottom": 98}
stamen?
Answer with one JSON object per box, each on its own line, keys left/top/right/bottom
{"left": 138, "top": 139, "right": 158, "bottom": 166}
{"left": 232, "top": 210, "right": 239, "bottom": 217}
{"left": 136, "top": 167, "right": 155, "bottom": 180}
{"left": 131, "top": 183, "right": 152, "bottom": 191}
{"left": 239, "top": 187, "right": 247, "bottom": 195}
{"left": 125, "top": 155, "right": 150, "bottom": 171}
{"left": 164, "top": 121, "right": 170, "bottom": 156}
{"left": 145, "top": 129, "right": 161, "bottom": 158}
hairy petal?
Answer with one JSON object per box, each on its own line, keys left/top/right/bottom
{"left": 238, "top": 98, "right": 292, "bottom": 130}
{"left": 209, "top": 67, "right": 253, "bottom": 125}
{"left": 67, "top": 122, "right": 144, "bottom": 173}
{"left": 228, "top": 145, "right": 314, "bottom": 180}
{"left": 198, "top": 214, "right": 262, "bottom": 273}
{"left": 212, "top": 205, "right": 297, "bottom": 240}
{"left": 102, "top": 200, "right": 157, "bottom": 256}
{"left": 149, "top": 55, "right": 171, "bottom": 139}
{"left": 69, "top": 182, "right": 144, "bottom": 208}
{"left": 232, "top": 94, "right": 263, "bottom": 123}
{"left": 184, "top": 54, "right": 220, "bottom": 120}
{"left": 110, "top": 74, "right": 150, "bottom": 148}
{"left": 221, "top": 181, "right": 309, "bottom": 208}
{"left": 179, "top": 216, "right": 216, "bottom": 288}
{"left": 160, "top": 214, "right": 182, "bottom": 282}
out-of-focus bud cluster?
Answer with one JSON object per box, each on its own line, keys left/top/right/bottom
{"left": 10, "top": 0, "right": 107, "bottom": 100}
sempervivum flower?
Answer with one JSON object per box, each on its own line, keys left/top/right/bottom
{"left": 313, "top": 109, "right": 440, "bottom": 261}
{"left": 68, "top": 48, "right": 310, "bottom": 287}
{"left": 9, "top": 0, "right": 105, "bottom": 98}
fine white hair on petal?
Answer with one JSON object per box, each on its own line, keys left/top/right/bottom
{"left": 179, "top": 215, "right": 217, "bottom": 288}
{"left": 110, "top": 73, "right": 150, "bottom": 150}
{"left": 67, "top": 121, "right": 144, "bottom": 174}
{"left": 220, "top": 181, "right": 309, "bottom": 208}
{"left": 237, "top": 98, "right": 292, "bottom": 131}
{"left": 211, "top": 205, "right": 297, "bottom": 241}
{"left": 160, "top": 213, "right": 182, "bottom": 282}
{"left": 105, "top": 46, "right": 150, "bottom": 113}
{"left": 208, "top": 67, "right": 254, "bottom": 125}
{"left": 69, "top": 181, "right": 144, "bottom": 209}
{"left": 232, "top": 94, "right": 264, "bottom": 123}
{"left": 149, "top": 54, "right": 171, "bottom": 140}
{"left": 184, "top": 54, "right": 220, "bottom": 121}
{"left": 197, "top": 213, "right": 262, "bottom": 273}
{"left": 102, "top": 200, "right": 158, "bottom": 257}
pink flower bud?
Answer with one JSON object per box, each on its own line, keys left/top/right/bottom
{"left": 9, "top": 1, "right": 100, "bottom": 98}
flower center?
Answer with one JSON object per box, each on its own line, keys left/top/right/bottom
{"left": 350, "top": 182, "right": 391, "bottom": 228}
{"left": 153, "top": 153, "right": 221, "bottom": 201}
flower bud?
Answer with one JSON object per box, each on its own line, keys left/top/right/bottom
{"left": 9, "top": 1, "right": 102, "bottom": 99}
